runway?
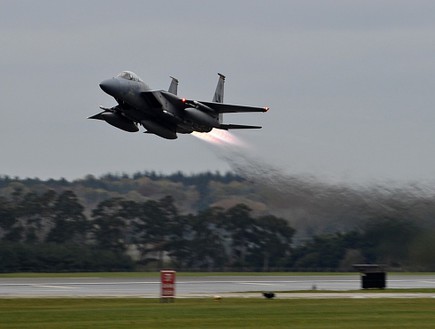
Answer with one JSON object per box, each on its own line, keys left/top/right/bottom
{"left": 1, "top": 274, "right": 435, "bottom": 298}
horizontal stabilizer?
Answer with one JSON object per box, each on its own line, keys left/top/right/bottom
{"left": 219, "top": 124, "right": 262, "bottom": 130}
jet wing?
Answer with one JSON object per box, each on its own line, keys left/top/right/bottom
{"left": 198, "top": 101, "right": 269, "bottom": 113}
{"left": 140, "top": 91, "right": 163, "bottom": 108}
{"left": 160, "top": 90, "right": 183, "bottom": 106}
{"left": 159, "top": 93, "right": 269, "bottom": 114}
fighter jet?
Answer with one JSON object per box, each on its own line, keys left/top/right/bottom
{"left": 89, "top": 71, "right": 269, "bottom": 139}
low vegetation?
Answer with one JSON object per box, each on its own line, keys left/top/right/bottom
{"left": 1, "top": 298, "right": 435, "bottom": 329}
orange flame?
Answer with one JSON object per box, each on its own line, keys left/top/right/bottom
{"left": 192, "top": 129, "right": 247, "bottom": 148}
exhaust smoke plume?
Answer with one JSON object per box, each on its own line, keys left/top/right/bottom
{"left": 197, "top": 137, "right": 435, "bottom": 241}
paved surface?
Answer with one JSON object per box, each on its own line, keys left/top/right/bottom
{"left": 1, "top": 274, "right": 435, "bottom": 298}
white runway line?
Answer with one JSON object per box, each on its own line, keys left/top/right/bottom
{"left": 31, "top": 285, "right": 77, "bottom": 290}
{"left": 238, "top": 282, "right": 276, "bottom": 286}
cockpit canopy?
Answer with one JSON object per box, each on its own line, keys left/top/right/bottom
{"left": 117, "top": 71, "right": 143, "bottom": 82}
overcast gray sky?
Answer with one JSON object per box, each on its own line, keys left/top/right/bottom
{"left": 2, "top": 0, "right": 435, "bottom": 184}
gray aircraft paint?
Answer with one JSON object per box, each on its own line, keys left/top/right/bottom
{"left": 90, "top": 71, "right": 269, "bottom": 140}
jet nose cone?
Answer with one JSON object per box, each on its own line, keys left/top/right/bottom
{"left": 99, "top": 78, "right": 119, "bottom": 96}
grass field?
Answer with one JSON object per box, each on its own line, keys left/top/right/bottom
{"left": 1, "top": 298, "right": 435, "bottom": 329}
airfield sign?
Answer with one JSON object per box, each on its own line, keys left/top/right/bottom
{"left": 160, "top": 270, "right": 176, "bottom": 301}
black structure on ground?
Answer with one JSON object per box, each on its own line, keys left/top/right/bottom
{"left": 353, "top": 264, "right": 387, "bottom": 289}
{"left": 263, "top": 292, "right": 276, "bottom": 299}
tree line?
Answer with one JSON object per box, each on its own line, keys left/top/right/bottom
{"left": 1, "top": 187, "right": 434, "bottom": 272}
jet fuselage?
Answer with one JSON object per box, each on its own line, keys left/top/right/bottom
{"left": 90, "top": 71, "right": 268, "bottom": 140}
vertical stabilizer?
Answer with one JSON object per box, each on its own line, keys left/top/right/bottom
{"left": 168, "top": 76, "right": 178, "bottom": 95}
{"left": 213, "top": 73, "right": 225, "bottom": 103}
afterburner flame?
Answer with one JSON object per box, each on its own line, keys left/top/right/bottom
{"left": 192, "top": 129, "right": 247, "bottom": 147}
